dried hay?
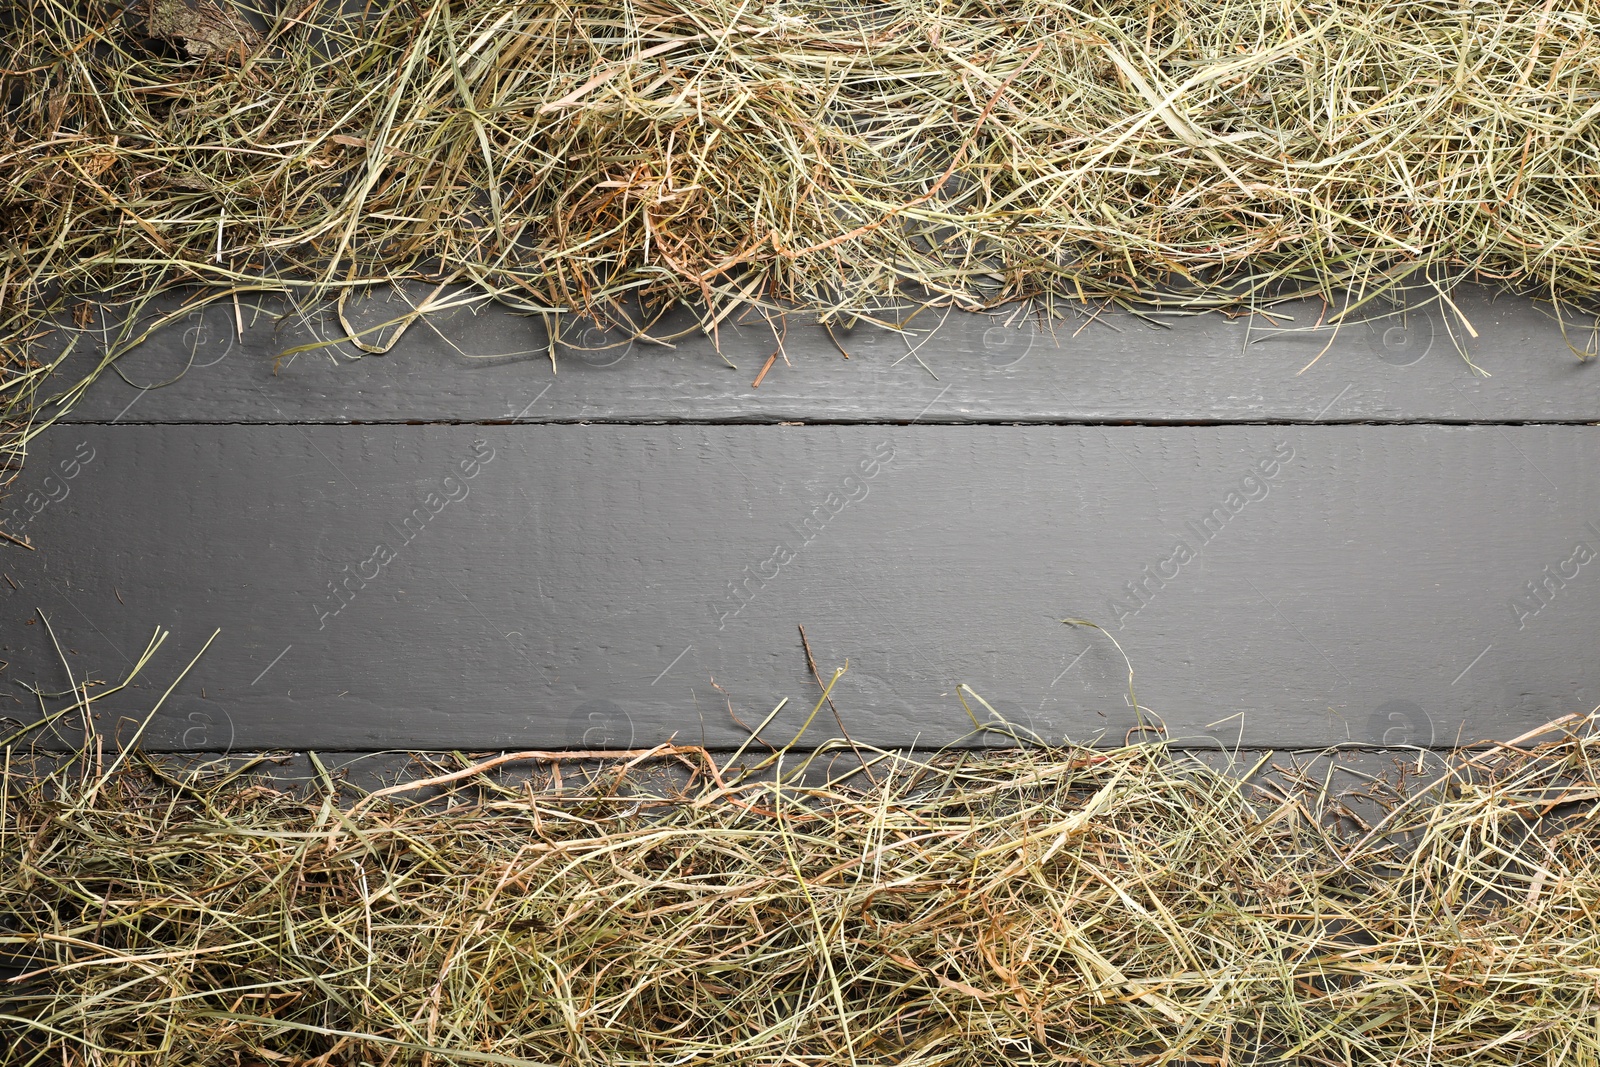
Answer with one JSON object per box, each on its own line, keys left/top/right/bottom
{"left": 3, "top": 708, "right": 1599, "bottom": 1065}
{"left": 8, "top": 0, "right": 1600, "bottom": 488}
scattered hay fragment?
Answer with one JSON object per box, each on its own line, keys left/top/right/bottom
{"left": 137, "top": 0, "right": 258, "bottom": 60}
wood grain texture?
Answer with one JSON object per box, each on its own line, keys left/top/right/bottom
{"left": 3, "top": 424, "right": 1595, "bottom": 750}
{"left": 43, "top": 287, "right": 1600, "bottom": 425}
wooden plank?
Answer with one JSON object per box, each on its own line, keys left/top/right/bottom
{"left": 41, "top": 287, "right": 1600, "bottom": 425}
{"left": 2, "top": 424, "right": 1594, "bottom": 750}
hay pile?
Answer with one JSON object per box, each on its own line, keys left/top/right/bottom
{"left": 4, "top": 716, "right": 1600, "bottom": 1066}
{"left": 7, "top": 0, "right": 1600, "bottom": 349}
{"left": 9, "top": 0, "right": 1600, "bottom": 487}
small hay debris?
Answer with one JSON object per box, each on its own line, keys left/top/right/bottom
{"left": 137, "top": 0, "right": 259, "bottom": 60}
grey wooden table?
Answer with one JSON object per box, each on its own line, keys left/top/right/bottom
{"left": 3, "top": 286, "right": 1596, "bottom": 751}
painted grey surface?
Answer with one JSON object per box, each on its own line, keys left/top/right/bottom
{"left": 43, "top": 287, "right": 1600, "bottom": 425}
{"left": 3, "top": 424, "right": 1595, "bottom": 751}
